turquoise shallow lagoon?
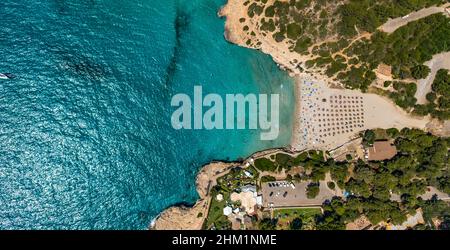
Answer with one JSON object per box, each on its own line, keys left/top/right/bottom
{"left": 0, "top": 0, "right": 295, "bottom": 229}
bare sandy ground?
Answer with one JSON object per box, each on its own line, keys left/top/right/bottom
{"left": 346, "top": 216, "right": 372, "bottom": 230}
{"left": 151, "top": 162, "right": 235, "bottom": 230}
{"left": 380, "top": 3, "right": 450, "bottom": 33}
{"left": 427, "top": 119, "right": 450, "bottom": 137}
{"left": 415, "top": 52, "right": 450, "bottom": 104}
{"left": 329, "top": 138, "right": 365, "bottom": 161}
{"left": 291, "top": 74, "right": 431, "bottom": 151}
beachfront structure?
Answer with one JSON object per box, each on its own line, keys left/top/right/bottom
{"left": 243, "top": 170, "right": 253, "bottom": 178}
{"left": 240, "top": 184, "right": 257, "bottom": 193}
{"left": 230, "top": 191, "right": 257, "bottom": 214}
{"left": 376, "top": 63, "right": 393, "bottom": 78}
{"left": 223, "top": 206, "right": 233, "bottom": 216}
{"left": 366, "top": 141, "right": 397, "bottom": 161}
{"left": 256, "top": 196, "right": 263, "bottom": 206}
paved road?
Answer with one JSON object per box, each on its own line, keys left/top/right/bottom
{"left": 263, "top": 180, "right": 449, "bottom": 208}
{"left": 415, "top": 52, "right": 450, "bottom": 104}
{"left": 391, "top": 186, "right": 450, "bottom": 202}
{"left": 380, "top": 4, "right": 450, "bottom": 33}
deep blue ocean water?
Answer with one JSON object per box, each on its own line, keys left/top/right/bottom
{"left": 0, "top": 0, "right": 295, "bottom": 229}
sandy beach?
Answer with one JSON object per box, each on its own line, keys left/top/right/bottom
{"left": 219, "top": 0, "right": 319, "bottom": 76}
{"left": 153, "top": 1, "right": 450, "bottom": 230}
{"left": 291, "top": 74, "right": 432, "bottom": 151}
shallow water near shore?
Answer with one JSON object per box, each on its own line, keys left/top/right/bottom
{"left": 0, "top": 0, "right": 295, "bottom": 229}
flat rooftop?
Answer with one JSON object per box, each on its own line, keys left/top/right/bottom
{"left": 368, "top": 141, "right": 397, "bottom": 161}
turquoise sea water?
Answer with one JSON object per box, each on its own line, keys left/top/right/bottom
{"left": 0, "top": 0, "right": 295, "bottom": 229}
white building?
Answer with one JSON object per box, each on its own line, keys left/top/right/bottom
{"left": 241, "top": 185, "right": 257, "bottom": 193}
{"left": 223, "top": 206, "right": 233, "bottom": 216}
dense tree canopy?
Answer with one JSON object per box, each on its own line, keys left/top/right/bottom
{"left": 306, "top": 182, "right": 320, "bottom": 199}
{"left": 411, "top": 65, "right": 431, "bottom": 79}
{"left": 313, "top": 128, "right": 448, "bottom": 228}
{"left": 414, "top": 69, "right": 450, "bottom": 120}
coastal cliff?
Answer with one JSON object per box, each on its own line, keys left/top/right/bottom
{"left": 218, "top": 0, "right": 347, "bottom": 88}
{"left": 218, "top": 0, "right": 308, "bottom": 76}
{"left": 152, "top": 0, "right": 450, "bottom": 230}
{"left": 151, "top": 162, "right": 235, "bottom": 230}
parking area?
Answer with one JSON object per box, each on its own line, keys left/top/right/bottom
{"left": 261, "top": 180, "right": 337, "bottom": 208}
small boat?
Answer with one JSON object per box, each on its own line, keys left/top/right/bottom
{"left": 0, "top": 73, "right": 15, "bottom": 79}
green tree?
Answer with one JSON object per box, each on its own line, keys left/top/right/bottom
{"left": 261, "top": 175, "right": 276, "bottom": 183}
{"left": 259, "top": 218, "right": 278, "bottom": 230}
{"left": 306, "top": 182, "right": 320, "bottom": 199}
{"left": 432, "top": 69, "right": 450, "bottom": 96}
{"left": 363, "top": 130, "right": 376, "bottom": 145}
{"left": 386, "top": 128, "right": 400, "bottom": 138}
{"left": 411, "top": 65, "right": 431, "bottom": 79}
{"left": 254, "top": 158, "right": 277, "bottom": 172}
{"left": 290, "top": 217, "right": 303, "bottom": 230}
